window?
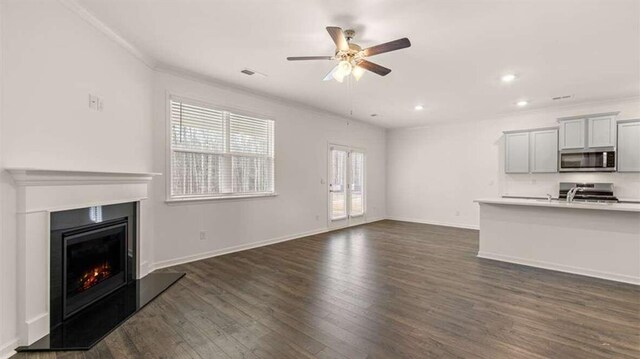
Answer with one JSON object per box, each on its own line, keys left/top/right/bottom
{"left": 168, "top": 97, "right": 275, "bottom": 200}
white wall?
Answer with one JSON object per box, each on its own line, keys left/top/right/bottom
{"left": 0, "top": 0, "right": 154, "bottom": 355}
{"left": 387, "top": 98, "right": 640, "bottom": 229}
{"left": 2, "top": 1, "right": 154, "bottom": 172}
{"left": 150, "top": 71, "right": 387, "bottom": 267}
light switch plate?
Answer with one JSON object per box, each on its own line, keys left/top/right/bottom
{"left": 88, "top": 94, "right": 104, "bottom": 112}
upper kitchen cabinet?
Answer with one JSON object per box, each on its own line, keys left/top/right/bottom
{"left": 504, "top": 127, "right": 558, "bottom": 174}
{"left": 504, "top": 131, "right": 530, "bottom": 173}
{"left": 617, "top": 119, "right": 640, "bottom": 172}
{"left": 559, "top": 118, "right": 585, "bottom": 149}
{"left": 558, "top": 112, "right": 619, "bottom": 150}
{"left": 530, "top": 129, "right": 558, "bottom": 173}
{"left": 588, "top": 115, "right": 617, "bottom": 148}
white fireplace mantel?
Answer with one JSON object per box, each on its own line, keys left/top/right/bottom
{"left": 9, "top": 168, "right": 159, "bottom": 185}
{"left": 8, "top": 168, "right": 160, "bottom": 346}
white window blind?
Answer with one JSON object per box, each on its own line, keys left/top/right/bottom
{"left": 169, "top": 98, "right": 275, "bottom": 200}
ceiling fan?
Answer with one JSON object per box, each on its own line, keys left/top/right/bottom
{"left": 287, "top": 27, "right": 411, "bottom": 82}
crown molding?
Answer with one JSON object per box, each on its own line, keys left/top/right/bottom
{"left": 57, "top": 0, "right": 156, "bottom": 69}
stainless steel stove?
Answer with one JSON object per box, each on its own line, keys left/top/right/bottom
{"left": 558, "top": 182, "right": 619, "bottom": 203}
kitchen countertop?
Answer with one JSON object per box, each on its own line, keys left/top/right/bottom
{"left": 474, "top": 197, "right": 640, "bottom": 213}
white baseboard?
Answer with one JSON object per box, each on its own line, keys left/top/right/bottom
{"left": 139, "top": 260, "right": 150, "bottom": 278}
{"left": 152, "top": 217, "right": 386, "bottom": 271}
{"left": 24, "top": 312, "right": 49, "bottom": 346}
{"left": 152, "top": 227, "right": 329, "bottom": 270}
{"left": 478, "top": 251, "right": 640, "bottom": 285}
{"left": 0, "top": 338, "right": 18, "bottom": 359}
{"left": 385, "top": 216, "right": 479, "bottom": 230}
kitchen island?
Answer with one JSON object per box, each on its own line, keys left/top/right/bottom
{"left": 474, "top": 198, "right": 640, "bottom": 284}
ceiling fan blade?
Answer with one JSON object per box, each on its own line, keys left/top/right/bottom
{"left": 326, "top": 26, "right": 349, "bottom": 52}
{"left": 357, "top": 60, "right": 391, "bottom": 76}
{"left": 323, "top": 64, "right": 339, "bottom": 81}
{"left": 362, "top": 38, "right": 411, "bottom": 57}
{"left": 287, "top": 56, "right": 333, "bottom": 61}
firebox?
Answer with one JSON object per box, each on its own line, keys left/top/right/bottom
{"left": 50, "top": 202, "right": 137, "bottom": 330}
{"left": 62, "top": 219, "right": 128, "bottom": 319}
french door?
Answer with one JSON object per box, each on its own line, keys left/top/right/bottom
{"left": 328, "top": 144, "right": 365, "bottom": 228}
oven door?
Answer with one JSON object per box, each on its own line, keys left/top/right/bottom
{"left": 559, "top": 151, "right": 616, "bottom": 172}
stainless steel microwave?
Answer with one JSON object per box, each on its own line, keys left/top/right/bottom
{"left": 559, "top": 149, "right": 616, "bottom": 172}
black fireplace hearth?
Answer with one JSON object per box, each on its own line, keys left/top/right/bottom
{"left": 16, "top": 272, "right": 184, "bottom": 352}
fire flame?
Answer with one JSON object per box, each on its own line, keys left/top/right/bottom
{"left": 78, "top": 262, "right": 112, "bottom": 291}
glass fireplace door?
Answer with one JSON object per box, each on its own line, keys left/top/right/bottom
{"left": 63, "top": 220, "right": 128, "bottom": 318}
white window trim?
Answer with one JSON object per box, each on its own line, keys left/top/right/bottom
{"left": 164, "top": 92, "right": 277, "bottom": 202}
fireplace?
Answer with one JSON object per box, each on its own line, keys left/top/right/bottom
{"left": 62, "top": 219, "right": 128, "bottom": 319}
{"left": 9, "top": 169, "right": 184, "bottom": 352}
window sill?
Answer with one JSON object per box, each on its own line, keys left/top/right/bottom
{"left": 165, "top": 193, "right": 278, "bottom": 204}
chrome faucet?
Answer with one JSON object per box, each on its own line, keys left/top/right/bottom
{"left": 566, "top": 186, "right": 585, "bottom": 202}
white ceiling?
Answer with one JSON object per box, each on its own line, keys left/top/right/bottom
{"left": 78, "top": 0, "right": 640, "bottom": 128}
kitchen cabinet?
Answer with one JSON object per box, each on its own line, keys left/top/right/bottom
{"left": 558, "top": 112, "right": 619, "bottom": 150}
{"left": 559, "top": 118, "right": 585, "bottom": 150}
{"left": 618, "top": 120, "right": 640, "bottom": 172}
{"left": 505, "top": 132, "right": 529, "bottom": 173}
{"left": 530, "top": 129, "right": 558, "bottom": 173}
{"left": 504, "top": 127, "right": 558, "bottom": 174}
{"left": 588, "top": 115, "right": 616, "bottom": 148}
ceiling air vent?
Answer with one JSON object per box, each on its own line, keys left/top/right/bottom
{"left": 552, "top": 95, "right": 573, "bottom": 101}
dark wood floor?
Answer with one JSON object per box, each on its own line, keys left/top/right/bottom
{"left": 13, "top": 220, "right": 640, "bottom": 359}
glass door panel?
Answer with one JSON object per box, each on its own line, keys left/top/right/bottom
{"left": 350, "top": 151, "right": 365, "bottom": 217}
{"left": 329, "top": 148, "right": 348, "bottom": 221}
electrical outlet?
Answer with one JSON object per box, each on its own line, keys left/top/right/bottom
{"left": 199, "top": 231, "right": 206, "bottom": 240}
{"left": 315, "top": 215, "right": 320, "bottom": 221}
{"left": 455, "top": 211, "right": 460, "bottom": 216}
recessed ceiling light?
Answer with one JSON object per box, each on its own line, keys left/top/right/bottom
{"left": 501, "top": 74, "right": 517, "bottom": 83}
{"left": 517, "top": 100, "right": 529, "bottom": 107}
{"left": 414, "top": 105, "right": 424, "bottom": 111}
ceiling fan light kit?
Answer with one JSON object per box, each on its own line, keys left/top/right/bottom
{"left": 287, "top": 26, "right": 411, "bottom": 82}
